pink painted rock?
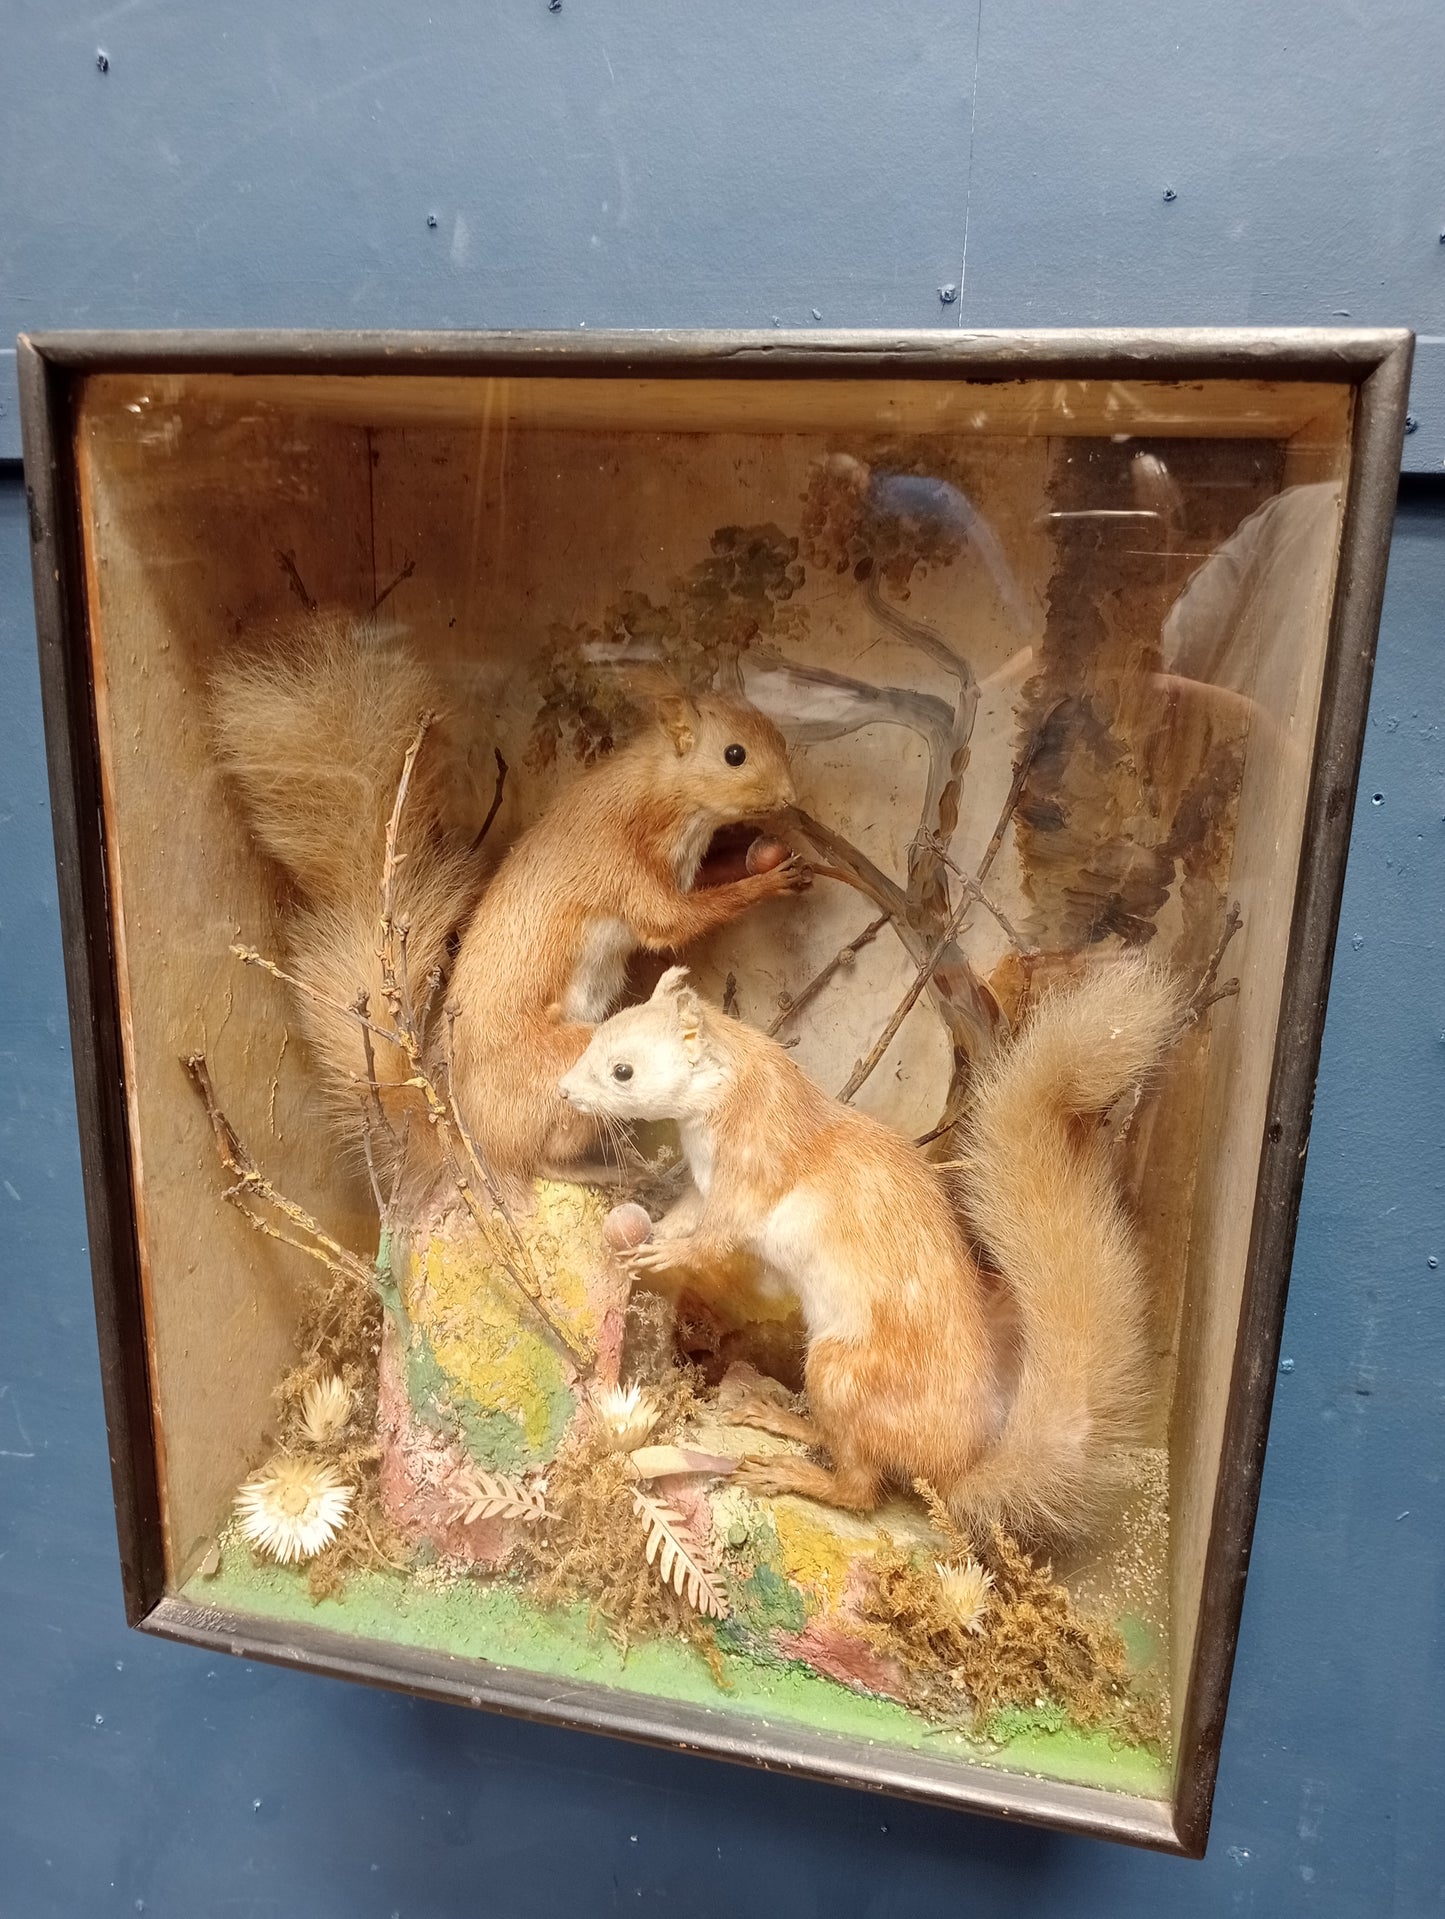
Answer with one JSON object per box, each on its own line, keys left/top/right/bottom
{"left": 375, "top": 1317, "right": 513, "bottom": 1569}
{"left": 774, "top": 1617, "right": 910, "bottom": 1702}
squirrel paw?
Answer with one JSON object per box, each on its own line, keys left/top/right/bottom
{"left": 627, "top": 1238, "right": 694, "bottom": 1279}
{"left": 750, "top": 854, "right": 812, "bottom": 899}
{"left": 722, "top": 1393, "right": 796, "bottom": 1430}
{"left": 732, "top": 1453, "right": 810, "bottom": 1497}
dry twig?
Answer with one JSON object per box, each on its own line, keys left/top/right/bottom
{"left": 837, "top": 885, "right": 981, "bottom": 1104}
{"left": 472, "top": 748, "right": 509, "bottom": 851}
{"left": 767, "top": 912, "right": 890, "bottom": 1038}
{"left": 182, "top": 1052, "right": 374, "bottom": 1292}
{"left": 1185, "top": 900, "right": 1243, "bottom": 1025}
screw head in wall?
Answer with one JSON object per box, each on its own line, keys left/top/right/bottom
{"left": 1162, "top": 186, "right": 1177, "bottom": 202}
{"left": 938, "top": 283, "right": 959, "bottom": 305}
{"left": 1405, "top": 413, "right": 1419, "bottom": 434}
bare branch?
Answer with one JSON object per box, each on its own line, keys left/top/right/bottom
{"left": 767, "top": 912, "right": 890, "bottom": 1038}
{"left": 371, "top": 554, "right": 416, "bottom": 615}
{"left": 357, "top": 1099, "right": 388, "bottom": 1217}
{"left": 353, "top": 988, "right": 398, "bottom": 1149}
{"left": 918, "top": 835, "right": 1033, "bottom": 956}
{"left": 792, "top": 808, "right": 1000, "bottom": 1078}
{"left": 275, "top": 548, "right": 317, "bottom": 614}
{"left": 1186, "top": 900, "right": 1243, "bottom": 1023}
{"left": 837, "top": 889, "right": 977, "bottom": 1104}
{"left": 232, "top": 944, "right": 398, "bottom": 1046}
{"left": 472, "top": 748, "right": 509, "bottom": 852}
{"left": 974, "top": 707, "right": 1057, "bottom": 892}
{"left": 183, "top": 1052, "right": 374, "bottom": 1292}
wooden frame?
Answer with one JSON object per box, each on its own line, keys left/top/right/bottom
{"left": 18, "top": 326, "right": 1412, "bottom": 1856}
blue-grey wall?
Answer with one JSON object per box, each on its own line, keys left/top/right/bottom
{"left": 2, "top": 7, "right": 1442, "bottom": 1914}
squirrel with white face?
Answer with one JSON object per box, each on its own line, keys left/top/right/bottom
{"left": 559, "top": 958, "right": 1182, "bottom": 1546}
{"left": 212, "top": 621, "right": 806, "bottom": 1198}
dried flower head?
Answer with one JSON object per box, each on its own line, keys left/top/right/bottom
{"left": 591, "top": 1381, "right": 659, "bottom": 1451}
{"left": 935, "top": 1557, "right": 995, "bottom": 1635}
{"left": 299, "top": 1375, "right": 352, "bottom": 1447}
{"left": 236, "top": 1456, "right": 354, "bottom": 1564}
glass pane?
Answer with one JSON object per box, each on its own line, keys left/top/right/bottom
{"left": 73, "top": 365, "right": 1352, "bottom": 1801}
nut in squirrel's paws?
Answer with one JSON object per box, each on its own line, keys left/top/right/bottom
{"left": 744, "top": 835, "right": 790, "bottom": 875}
{"left": 602, "top": 1202, "right": 653, "bottom": 1253}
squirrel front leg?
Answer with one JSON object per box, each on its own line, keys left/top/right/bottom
{"left": 630, "top": 857, "right": 810, "bottom": 950}
{"left": 628, "top": 1230, "right": 735, "bottom": 1287}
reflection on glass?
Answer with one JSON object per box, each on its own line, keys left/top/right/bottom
{"left": 73, "top": 371, "right": 1351, "bottom": 1798}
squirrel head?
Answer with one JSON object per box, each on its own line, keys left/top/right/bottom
{"left": 622, "top": 670, "right": 796, "bottom": 826}
{"left": 558, "top": 967, "right": 726, "bottom": 1120}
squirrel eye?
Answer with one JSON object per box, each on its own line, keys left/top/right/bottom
{"left": 611, "top": 1062, "right": 634, "bottom": 1082}
{"left": 724, "top": 743, "right": 747, "bottom": 766}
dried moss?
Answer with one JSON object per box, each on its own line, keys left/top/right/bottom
{"left": 260, "top": 1268, "right": 412, "bottom": 1600}
{"left": 515, "top": 1372, "right": 720, "bottom": 1672}
{"left": 859, "top": 1498, "right": 1166, "bottom": 1747}
{"left": 618, "top": 1288, "right": 678, "bottom": 1388}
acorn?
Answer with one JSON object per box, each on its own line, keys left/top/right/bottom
{"left": 745, "top": 835, "right": 790, "bottom": 876}
{"left": 602, "top": 1201, "right": 654, "bottom": 1252}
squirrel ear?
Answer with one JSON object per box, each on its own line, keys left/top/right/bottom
{"left": 654, "top": 693, "right": 697, "bottom": 758}
{"left": 652, "top": 966, "right": 691, "bottom": 1002}
{"left": 613, "top": 662, "right": 699, "bottom": 758}
{"left": 653, "top": 967, "right": 708, "bottom": 1059}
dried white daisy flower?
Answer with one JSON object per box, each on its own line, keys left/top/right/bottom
{"left": 299, "top": 1374, "right": 352, "bottom": 1447}
{"left": 235, "top": 1455, "right": 354, "bottom": 1564}
{"left": 592, "top": 1381, "right": 659, "bottom": 1451}
{"left": 935, "top": 1557, "right": 995, "bottom": 1635}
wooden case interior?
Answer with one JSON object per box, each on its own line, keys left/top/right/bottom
{"left": 72, "top": 367, "right": 1352, "bottom": 1812}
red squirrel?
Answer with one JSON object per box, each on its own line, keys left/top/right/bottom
{"left": 558, "top": 957, "right": 1182, "bottom": 1545}
{"left": 212, "top": 619, "right": 806, "bottom": 1196}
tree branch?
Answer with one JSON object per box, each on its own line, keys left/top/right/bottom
{"left": 767, "top": 913, "right": 890, "bottom": 1038}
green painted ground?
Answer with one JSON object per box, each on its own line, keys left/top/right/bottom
{"left": 185, "top": 1553, "right": 1170, "bottom": 1799}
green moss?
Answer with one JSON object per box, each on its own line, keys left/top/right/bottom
{"left": 984, "top": 1700, "right": 1071, "bottom": 1743}
{"left": 185, "top": 1551, "right": 1169, "bottom": 1799}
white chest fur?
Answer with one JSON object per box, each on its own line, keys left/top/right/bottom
{"left": 677, "top": 1118, "right": 716, "bottom": 1196}
{"left": 670, "top": 814, "right": 715, "bottom": 890}
{"left": 756, "top": 1190, "right": 868, "bottom": 1345}
{"left": 561, "top": 917, "right": 634, "bottom": 1022}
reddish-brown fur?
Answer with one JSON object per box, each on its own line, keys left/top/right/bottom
{"left": 212, "top": 619, "right": 804, "bottom": 1198}
{"left": 561, "top": 957, "right": 1181, "bottom": 1545}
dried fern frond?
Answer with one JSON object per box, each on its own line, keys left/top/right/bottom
{"left": 449, "top": 1465, "right": 548, "bottom": 1526}
{"left": 631, "top": 1488, "right": 728, "bottom": 1621}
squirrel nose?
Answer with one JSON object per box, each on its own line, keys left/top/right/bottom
{"left": 558, "top": 1084, "right": 571, "bottom": 1101}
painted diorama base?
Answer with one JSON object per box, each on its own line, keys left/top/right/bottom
{"left": 184, "top": 1546, "right": 1168, "bottom": 1800}
{"left": 191, "top": 1174, "right": 1173, "bottom": 1801}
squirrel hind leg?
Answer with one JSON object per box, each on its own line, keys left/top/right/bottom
{"left": 733, "top": 1449, "right": 882, "bottom": 1512}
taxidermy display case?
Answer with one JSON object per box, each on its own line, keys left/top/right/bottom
{"left": 19, "top": 328, "right": 1410, "bottom": 1854}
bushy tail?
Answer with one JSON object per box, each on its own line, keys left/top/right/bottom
{"left": 211, "top": 617, "right": 478, "bottom": 1150}
{"left": 951, "top": 954, "right": 1183, "bottom": 1545}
